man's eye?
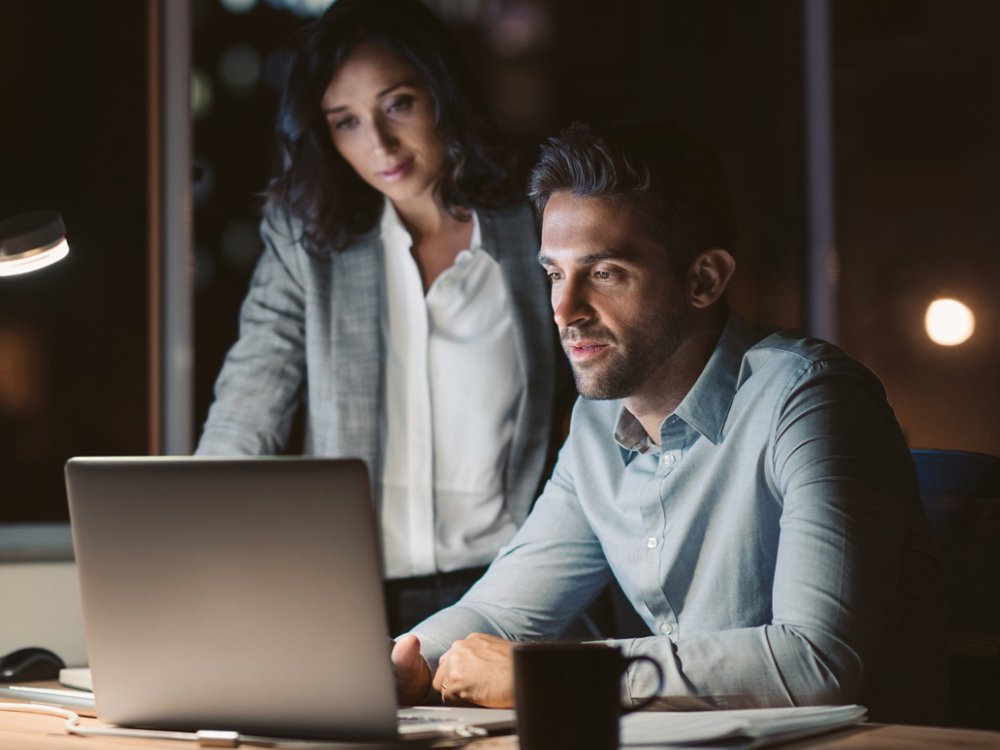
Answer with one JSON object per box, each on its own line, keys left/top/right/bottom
{"left": 594, "top": 270, "right": 613, "bottom": 280}
{"left": 545, "top": 271, "right": 563, "bottom": 283}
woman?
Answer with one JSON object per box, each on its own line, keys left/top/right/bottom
{"left": 196, "top": 0, "right": 569, "bottom": 634}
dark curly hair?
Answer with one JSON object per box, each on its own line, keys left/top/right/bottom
{"left": 266, "top": 0, "right": 516, "bottom": 254}
{"left": 529, "top": 120, "right": 738, "bottom": 275}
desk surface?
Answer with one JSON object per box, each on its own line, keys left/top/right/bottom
{"left": 0, "top": 706, "right": 998, "bottom": 750}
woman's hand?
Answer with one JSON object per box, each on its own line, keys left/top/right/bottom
{"left": 432, "top": 633, "right": 516, "bottom": 708}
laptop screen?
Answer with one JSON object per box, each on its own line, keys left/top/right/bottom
{"left": 66, "top": 456, "right": 399, "bottom": 740}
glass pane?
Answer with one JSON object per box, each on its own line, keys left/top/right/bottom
{"left": 834, "top": 0, "right": 1000, "bottom": 455}
{"left": 0, "top": 3, "right": 149, "bottom": 526}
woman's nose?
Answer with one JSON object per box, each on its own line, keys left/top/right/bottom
{"left": 371, "top": 119, "right": 399, "bottom": 154}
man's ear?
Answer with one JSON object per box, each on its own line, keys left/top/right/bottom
{"left": 687, "top": 248, "right": 736, "bottom": 309}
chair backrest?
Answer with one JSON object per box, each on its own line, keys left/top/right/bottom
{"left": 910, "top": 448, "right": 1000, "bottom": 730}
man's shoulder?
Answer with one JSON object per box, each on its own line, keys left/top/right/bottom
{"left": 747, "top": 328, "right": 860, "bottom": 370}
{"left": 742, "top": 327, "right": 882, "bottom": 392}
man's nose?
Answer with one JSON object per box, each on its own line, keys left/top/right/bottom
{"left": 553, "top": 278, "right": 592, "bottom": 329}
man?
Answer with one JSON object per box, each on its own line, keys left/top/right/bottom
{"left": 392, "top": 120, "right": 945, "bottom": 724}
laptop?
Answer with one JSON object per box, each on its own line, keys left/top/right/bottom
{"left": 65, "top": 456, "right": 514, "bottom": 741}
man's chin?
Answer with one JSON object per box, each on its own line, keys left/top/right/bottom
{"left": 572, "top": 372, "right": 629, "bottom": 401}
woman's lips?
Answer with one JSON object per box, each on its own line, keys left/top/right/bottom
{"left": 378, "top": 159, "right": 414, "bottom": 182}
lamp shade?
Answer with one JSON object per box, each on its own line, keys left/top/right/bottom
{"left": 0, "top": 210, "right": 70, "bottom": 276}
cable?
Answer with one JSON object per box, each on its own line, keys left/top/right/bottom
{"left": 0, "top": 702, "right": 238, "bottom": 745}
{"left": 0, "top": 701, "right": 484, "bottom": 747}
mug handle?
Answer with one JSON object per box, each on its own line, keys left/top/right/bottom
{"left": 620, "top": 655, "right": 665, "bottom": 713}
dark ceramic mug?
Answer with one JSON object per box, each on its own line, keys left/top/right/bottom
{"left": 513, "top": 641, "right": 665, "bottom": 750}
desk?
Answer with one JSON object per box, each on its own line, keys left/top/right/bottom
{"left": 0, "top": 706, "right": 998, "bottom": 750}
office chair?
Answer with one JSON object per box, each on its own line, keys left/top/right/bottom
{"left": 911, "top": 448, "right": 1000, "bottom": 730}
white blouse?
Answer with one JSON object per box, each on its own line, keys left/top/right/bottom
{"left": 378, "top": 201, "right": 522, "bottom": 579}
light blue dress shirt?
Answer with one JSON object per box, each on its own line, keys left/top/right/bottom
{"left": 412, "top": 312, "right": 945, "bottom": 724}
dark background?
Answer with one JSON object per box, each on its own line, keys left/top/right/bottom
{"left": 2, "top": 0, "right": 998, "bottom": 524}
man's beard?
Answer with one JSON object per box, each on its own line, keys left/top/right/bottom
{"left": 562, "top": 307, "right": 693, "bottom": 400}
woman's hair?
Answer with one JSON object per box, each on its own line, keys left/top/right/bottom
{"left": 266, "top": 0, "right": 515, "bottom": 254}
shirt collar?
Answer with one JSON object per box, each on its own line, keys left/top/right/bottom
{"left": 673, "top": 310, "right": 758, "bottom": 445}
{"left": 379, "top": 199, "right": 411, "bottom": 246}
{"left": 379, "top": 198, "right": 481, "bottom": 252}
{"left": 612, "top": 310, "right": 760, "bottom": 464}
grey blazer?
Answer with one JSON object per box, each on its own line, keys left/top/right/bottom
{"left": 197, "top": 203, "right": 567, "bottom": 527}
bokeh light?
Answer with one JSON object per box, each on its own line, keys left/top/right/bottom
{"left": 219, "top": 44, "right": 262, "bottom": 94}
{"left": 191, "top": 68, "right": 214, "bottom": 120}
{"left": 221, "top": 221, "right": 262, "bottom": 268}
{"left": 219, "top": 0, "right": 259, "bottom": 13}
{"left": 925, "top": 297, "right": 975, "bottom": 346}
{"left": 265, "top": 0, "right": 331, "bottom": 16}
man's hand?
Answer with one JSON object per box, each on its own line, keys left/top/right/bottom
{"left": 391, "top": 634, "right": 433, "bottom": 706}
{"left": 432, "top": 633, "right": 516, "bottom": 708}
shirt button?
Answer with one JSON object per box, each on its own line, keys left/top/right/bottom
{"left": 659, "top": 622, "right": 673, "bottom": 635}
{"left": 646, "top": 537, "right": 658, "bottom": 549}
{"left": 660, "top": 453, "right": 676, "bottom": 467}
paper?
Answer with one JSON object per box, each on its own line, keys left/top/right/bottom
{"left": 0, "top": 684, "right": 96, "bottom": 712}
{"left": 621, "top": 704, "right": 867, "bottom": 748}
{"left": 58, "top": 667, "right": 93, "bottom": 692}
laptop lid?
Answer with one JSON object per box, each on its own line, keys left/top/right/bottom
{"left": 65, "top": 456, "right": 399, "bottom": 741}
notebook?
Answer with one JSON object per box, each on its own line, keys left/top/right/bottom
{"left": 64, "top": 456, "right": 514, "bottom": 741}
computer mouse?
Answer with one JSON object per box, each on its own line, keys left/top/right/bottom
{"left": 0, "top": 646, "right": 66, "bottom": 682}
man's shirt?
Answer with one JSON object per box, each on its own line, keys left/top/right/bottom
{"left": 412, "top": 312, "right": 945, "bottom": 724}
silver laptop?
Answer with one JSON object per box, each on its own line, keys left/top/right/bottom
{"left": 65, "top": 456, "right": 513, "bottom": 741}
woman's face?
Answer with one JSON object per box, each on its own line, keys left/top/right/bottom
{"left": 321, "top": 42, "right": 445, "bottom": 212}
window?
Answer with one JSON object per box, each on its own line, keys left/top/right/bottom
{"left": 0, "top": 3, "right": 148, "bottom": 558}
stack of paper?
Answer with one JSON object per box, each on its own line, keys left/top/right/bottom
{"left": 621, "top": 704, "right": 867, "bottom": 748}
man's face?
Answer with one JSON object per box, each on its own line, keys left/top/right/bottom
{"left": 539, "top": 192, "right": 694, "bottom": 401}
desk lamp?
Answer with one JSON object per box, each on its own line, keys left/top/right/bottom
{"left": 0, "top": 211, "right": 69, "bottom": 276}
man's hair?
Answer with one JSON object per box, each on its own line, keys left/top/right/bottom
{"left": 267, "top": 0, "right": 515, "bottom": 254}
{"left": 528, "top": 120, "right": 738, "bottom": 274}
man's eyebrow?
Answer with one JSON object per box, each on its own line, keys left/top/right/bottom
{"left": 322, "top": 81, "right": 416, "bottom": 115}
{"left": 537, "top": 251, "right": 625, "bottom": 266}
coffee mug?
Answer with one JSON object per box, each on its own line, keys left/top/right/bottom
{"left": 513, "top": 641, "right": 665, "bottom": 750}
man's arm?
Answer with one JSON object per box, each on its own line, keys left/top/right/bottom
{"left": 403, "top": 359, "right": 927, "bottom": 714}
{"left": 405, "top": 431, "right": 614, "bottom": 703}
{"left": 613, "top": 360, "right": 923, "bottom": 711}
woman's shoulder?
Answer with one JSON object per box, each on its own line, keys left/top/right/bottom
{"left": 260, "top": 206, "right": 305, "bottom": 247}
{"left": 476, "top": 200, "right": 539, "bottom": 238}
{"left": 260, "top": 205, "right": 377, "bottom": 258}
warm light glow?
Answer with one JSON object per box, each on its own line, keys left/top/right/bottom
{"left": 925, "top": 298, "right": 975, "bottom": 346}
{"left": 0, "top": 237, "right": 69, "bottom": 277}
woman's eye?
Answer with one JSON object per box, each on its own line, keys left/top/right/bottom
{"left": 333, "top": 115, "right": 358, "bottom": 131}
{"left": 387, "top": 95, "right": 414, "bottom": 114}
